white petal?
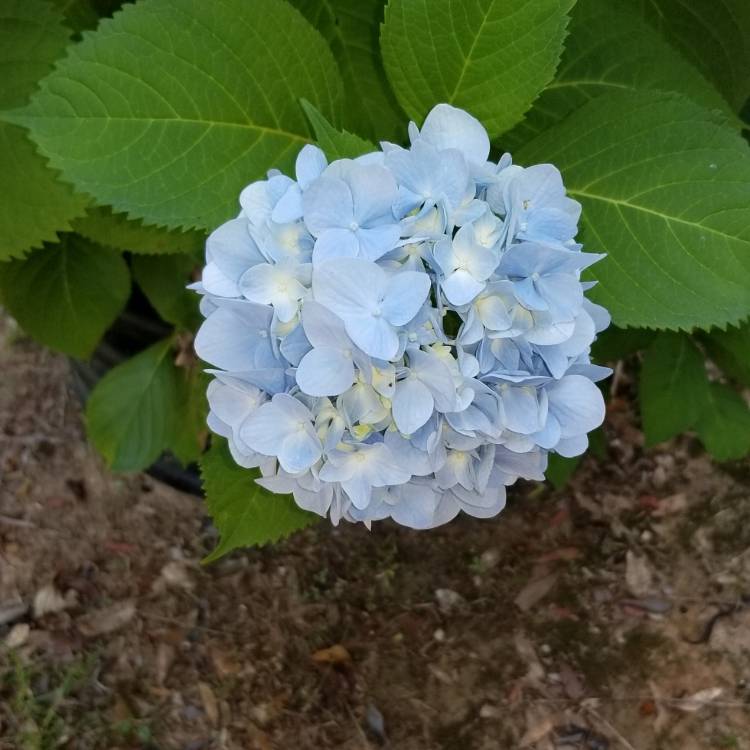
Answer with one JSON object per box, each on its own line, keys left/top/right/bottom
{"left": 419, "top": 103, "right": 490, "bottom": 165}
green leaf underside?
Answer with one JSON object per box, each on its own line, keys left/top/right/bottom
{"left": 0, "top": 0, "right": 88, "bottom": 259}
{"left": 0, "top": 238, "right": 129, "bottom": 358}
{"left": 201, "top": 439, "right": 318, "bottom": 562}
{"left": 292, "top": 0, "right": 404, "bottom": 142}
{"left": 703, "top": 322, "right": 750, "bottom": 387}
{"left": 695, "top": 383, "right": 750, "bottom": 461}
{"left": 86, "top": 338, "right": 181, "bottom": 471}
{"left": 639, "top": 333, "right": 708, "bottom": 445}
{"left": 503, "top": 0, "right": 735, "bottom": 149}
{"left": 131, "top": 253, "right": 201, "bottom": 329}
{"left": 169, "top": 367, "right": 209, "bottom": 466}
{"left": 380, "top": 0, "right": 574, "bottom": 140}
{"left": 12, "top": 0, "right": 344, "bottom": 232}
{"left": 301, "top": 100, "right": 375, "bottom": 160}
{"left": 627, "top": 0, "right": 750, "bottom": 112}
{"left": 518, "top": 90, "right": 750, "bottom": 330}
{"left": 73, "top": 206, "right": 205, "bottom": 255}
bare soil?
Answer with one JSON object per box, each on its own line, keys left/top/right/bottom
{"left": 1, "top": 318, "right": 749, "bottom": 750}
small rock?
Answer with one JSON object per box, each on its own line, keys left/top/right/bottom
{"left": 311, "top": 644, "right": 351, "bottom": 664}
{"left": 156, "top": 560, "right": 194, "bottom": 592}
{"left": 479, "top": 549, "right": 500, "bottom": 570}
{"left": 433, "top": 628, "right": 446, "bottom": 642}
{"left": 434, "top": 588, "right": 465, "bottom": 613}
{"left": 33, "top": 585, "right": 68, "bottom": 619}
{"left": 625, "top": 551, "right": 655, "bottom": 597}
{"left": 479, "top": 703, "right": 502, "bottom": 719}
{"left": 365, "top": 703, "right": 386, "bottom": 740}
{"left": 5, "top": 623, "right": 30, "bottom": 649}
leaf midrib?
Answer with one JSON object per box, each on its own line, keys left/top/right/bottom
{"left": 13, "top": 111, "right": 310, "bottom": 144}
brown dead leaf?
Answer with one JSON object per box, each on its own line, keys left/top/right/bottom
{"left": 198, "top": 681, "right": 220, "bottom": 726}
{"left": 155, "top": 642, "right": 175, "bottom": 686}
{"left": 515, "top": 572, "right": 559, "bottom": 612}
{"left": 76, "top": 600, "right": 136, "bottom": 637}
{"left": 519, "top": 710, "right": 554, "bottom": 747}
{"left": 311, "top": 644, "right": 351, "bottom": 665}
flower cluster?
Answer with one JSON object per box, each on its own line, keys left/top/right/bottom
{"left": 194, "top": 104, "right": 610, "bottom": 529}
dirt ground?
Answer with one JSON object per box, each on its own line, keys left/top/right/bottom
{"left": 1, "top": 317, "right": 749, "bottom": 750}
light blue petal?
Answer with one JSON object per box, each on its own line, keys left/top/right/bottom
{"left": 348, "top": 163, "right": 398, "bottom": 225}
{"left": 442, "top": 269, "right": 485, "bottom": 306}
{"left": 279, "top": 427, "right": 322, "bottom": 474}
{"left": 313, "top": 257, "right": 382, "bottom": 318}
{"left": 381, "top": 271, "right": 431, "bottom": 326}
{"left": 271, "top": 184, "right": 303, "bottom": 223}
{"left": 345, "top": 313, "right": 399, "bottom": 360}
{"left": 547, "top": 375, "right": 605, "bottom": 438}
{"left": 296, "top": 346, "right": 355, "bottom": 396}
{"left": 357, "top": 224, "right": 401, "bottom": 261}
{"left": 313, "top": 228, "right": 359, "bottom": 262}
{"left": 302, "top": 176, "right": 353, "bottom": 235}
{"left": 296, "top": 144, "right": 327, "bottom": 190}
{"left": 392, "top": 377, "right": 434, "bottom": 434}
{"left": 418, "top": 103, "right": 490, "bottom": 166}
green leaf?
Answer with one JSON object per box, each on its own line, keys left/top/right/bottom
{"left": 380, "top": 0, "right": 574, "bottom": 139}
{"left": 546, "top": 453, "right": 581, "bottom": 488}
{"left": 0, "top": 237, "right": 129, "bottom": 358}
{"left": 11, "top": 0, "right": 344, "bottom": 232}
{"left": 131, "top": 254, "right": 200, "bottom": 330}
{"left": 300, "top": 99, "right": 375, "bottom": 160}
{"left": 695, "top": 383, "right": 750, "bottom": 461}
{"left": 51, "top": 0, "right": 99, "bottom": 34}
{"left": 169, "top": 367, "right": 209, "bottom": 466}
{"left": 627, "top": 0, "right": 750, "bottom": 112}
{"left": 0, "top": 0, "right": 89, "bottom": 259}
{"left": 291, "top": 0, "right": 403, "bottom": 142}
{"left": 201, "top": 438, "right": 318, "bottom": 562}
{"left": 639, "top": 333, "right": 708, "bottom": 445}
{"left": 702, "top": 322, "right": 750, "bottom": 387}
{"left": 73, "top": 206, "right": 205, "bottom": 255}
{"left": 591, "top": 326, "right": 655, "bottom": 364}
{"left": 86, "top": 338, "right": 181, "bottom": 471}
{"left": 503, "top": 0, "right": 735, "bottom": 148}
{"left": 518, "top": 90, "right": 750, "bottom": 330}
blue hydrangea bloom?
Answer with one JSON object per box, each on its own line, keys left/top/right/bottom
{"left": 194, "top": 103, "right": 611, "bottom": 530}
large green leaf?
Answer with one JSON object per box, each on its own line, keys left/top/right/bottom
{"left": 292, "top": 0, "right": 403, "bottom": 142}
{"left": 0, "top": 0, "right": 88, "bottom": 259}
{"left": 51, "top": 0, "right": 99, "bottom": 34}
{"left": 503, "top": 0, "right": 734, "bottom": 148}
{"left": 73, "top": 206, "right": 205, "bottom": 255}
{"left": 131, "top": 253, "right": 201, "bottom": 330}
{"left": 639, "top": 333, "right": 708, "bottom": 445}
{"left": 0, "top": 237, "right": 129, "bottom": 358}
{"left": 86, "top": 338, "right": 181, "bottom": 471}
{"left": 626, "top": 0, "right": 750, "bottom": 112}
{"left": 10, "top": 0, "right": 344, "bottom": 232}
{"left": 380, "top": 0, "right": 574, "bottom": 139}
{"left": 300, "top": 100, "right": 375, "bottom": 161}
{"left": 702, "top": 322, "right": 750, "bottom": 387}
{"left": 518, "top": 90, "right": 750, "bottom": 330}
{"left": 201, "top": 439, "right": 318, "bottom": 562}
{"left": 695, "top": 383, "right": 750, "bottom": 461}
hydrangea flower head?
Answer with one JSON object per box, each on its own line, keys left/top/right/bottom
{"left": 194, "top": 104, "right": 610, "bottom": 530}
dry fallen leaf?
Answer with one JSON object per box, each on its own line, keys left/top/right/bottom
{"left": 76, "top": 600, "right": 136, "bottom": 637}
{"left": 198, "top": 681, "right": 220, "bottom": 726}
{"left": 675, "top": 687, "right": 723, "bottom": 713}
{"left": 519, "top": 710, "right": 554, "bottom": 747}
{"left": 515, "top": 572, "right": 559, "bottom": 612}
{"left": 311, "top": 644, "right": 351, "bottom": 665}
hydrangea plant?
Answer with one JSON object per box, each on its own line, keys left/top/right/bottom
{"left": 194, "top": 104, "right": 610, "bottom": 529}
{"left": 0, "top": 0, "right": 749, "bottom": 556}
